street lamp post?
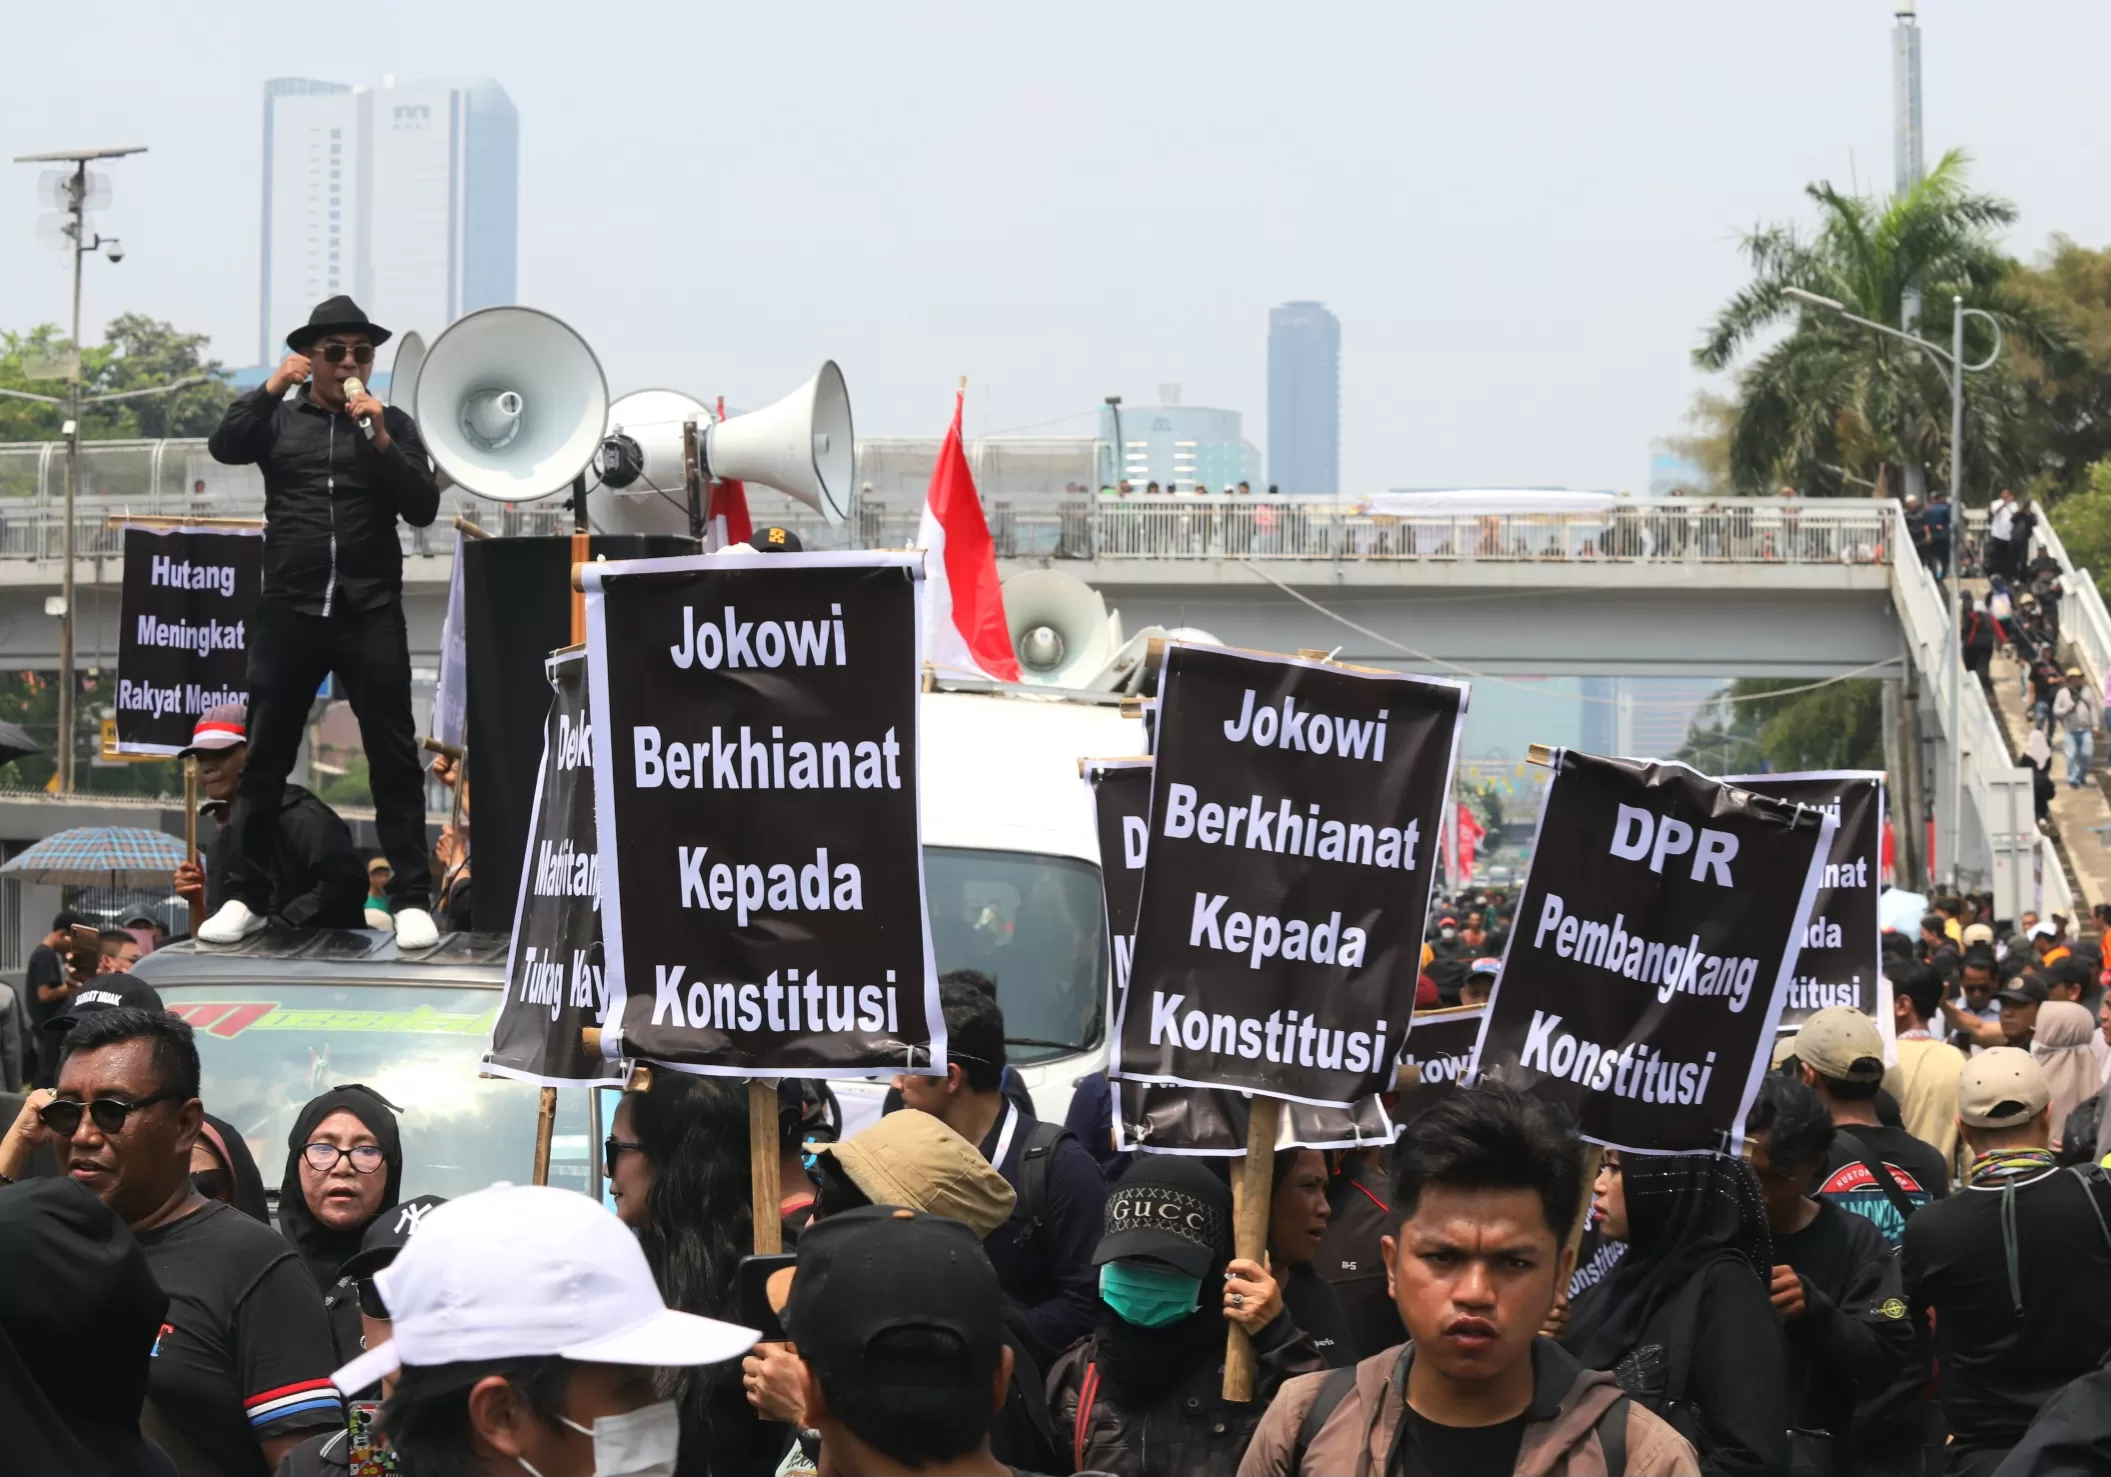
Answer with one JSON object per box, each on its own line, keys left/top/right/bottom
{"left": 1784, "top": 286, "right": 2002, "bottom": 890}
{"left": 1103, "top": 395, "right": 1124, "bottom": 492}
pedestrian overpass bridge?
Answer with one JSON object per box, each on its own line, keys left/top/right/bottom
{"left": 0, "top": 440, "right": 2091, "bottom": 921}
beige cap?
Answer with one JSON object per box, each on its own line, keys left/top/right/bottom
{"left": 814, "top": 1110, "right": 1017, "bottom": 1239}
{"left": 1958, "top": 1046, "right": 2052, "bottom": 1129}
{"left": 1796, "top": 1006, "right": 1886, "bottom": 1083}
{"left": 1771, "top": 1033, "right": 1802, "bottom": 1069}
{"left": 1962, "top": 922, "right": 1995, "bottom": 948}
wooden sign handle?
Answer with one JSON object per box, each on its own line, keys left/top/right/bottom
{"left": 750, "top": 1079, "right": 783, "bottom": 1254}
{"left": 1223, "top": 1093, "right": 1283, "bottom": 1402}
{"left": 182, "top": 757, "right": 199, "bottom": 863}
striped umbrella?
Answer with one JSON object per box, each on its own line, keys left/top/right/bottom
{"left": 0, "top": 826, "right": 187, "bottom": 887}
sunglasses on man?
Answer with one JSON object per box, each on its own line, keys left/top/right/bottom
{"left": 315, "top": 342, "right": 376, "bottom": 365}
{"left": 38, "top": 1091, "right": 184, "bottom": 1136}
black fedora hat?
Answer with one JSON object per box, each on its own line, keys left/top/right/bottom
{"left": 287, "top": 294, "right": 392, "bottom": 353}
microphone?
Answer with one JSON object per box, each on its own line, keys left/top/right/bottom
{"left": 345, "top": 376, "right": 376, "bottom": 441}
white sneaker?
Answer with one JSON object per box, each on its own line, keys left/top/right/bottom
{"left": 393, "top": 907, "right": 440, "bottom": 951}
{"left": 364, "top": 907, "right": 396, "bottom": 931}
{"left": 197, "top": 900, "right": 266, "bottom": 945}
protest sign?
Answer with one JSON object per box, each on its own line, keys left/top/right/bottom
{"left": 584, "top": 550, "right": 940, "bottom": 1077}
{"left": 1391, "top": 1005, "right": 1489, "bottom": 1127}
{"left": 1731, "top": 771, "right": 1889, "bottom": 1050}
{"left": 1113, "top": 644, "right": 1465, "bottom": 1106}
{"left": 114, "top": 525, "right": 263, "bottom": 753}
{"left": 1084, "top": 758, "right": 1152, "bottom": 995}
{"left": 1469, "top": 751, "right": 1835, "bottom": 1154}
{"left": 485, "top": 650, "right": 616, "bottom": 1087}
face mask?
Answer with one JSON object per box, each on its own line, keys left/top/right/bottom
{"left": 1100, "top": 1260, "right": 1203, "bottom": 1328}
{"left": 517, "top": 1398, "right": 681, "bottom": 1477}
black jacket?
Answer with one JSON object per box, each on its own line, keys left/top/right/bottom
{"left": 1992, "top": 1353, "right": 2111, "bottom": 1477}
{"left": 208, "top": 385, "right": 440, "bottom": 616}
{"left": 203, "top": 788, "right": 369, "bottom": 930}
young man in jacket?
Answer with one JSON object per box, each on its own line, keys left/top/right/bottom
{"left": 1240, "top": 1085, "right": 1696, "bottom": 1477}
{"left": 206, "top": 295, "right": 441, "bottom": 949}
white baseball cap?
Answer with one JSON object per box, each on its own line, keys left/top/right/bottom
{"left": 330, "top": 1184, "right": 757, "bottom": 1395}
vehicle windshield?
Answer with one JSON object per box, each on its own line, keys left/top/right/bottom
{"left": 161, "top": 983, "right": 593, "bottom": 1200}
{"left": 926, "top": 845, "right": 1105, "bottom": 1064}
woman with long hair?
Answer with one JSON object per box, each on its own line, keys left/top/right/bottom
{"left": 608, "top": 1071, "right": 779, "bottom": 1477}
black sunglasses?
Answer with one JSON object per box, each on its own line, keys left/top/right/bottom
{"left": 317, "top": 342, "right": 375, "bottom": 365}
{"left": 39, "top": 1091, "right": 184, "bottom": 1136}
{"left": 356, "top": 1277, "right": 390, "bottom": 1320}
{"left": 604, "top": 1137, "right": 642, "bottom": 1169}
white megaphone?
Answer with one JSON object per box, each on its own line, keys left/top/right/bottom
{"left": 1002, "top": 570, "right": 1121, "bottom": 688}
{"left": 698, "top": 362, "right": 854, "bottom": 526}
{"left": 386, "top": 330, "right": 425, "bottom": 409}
{"left": 414, "top": 307, "right": 610, "bottom": 502}
{"left": 595, "top": 388, "right": 713, "bottom": 537}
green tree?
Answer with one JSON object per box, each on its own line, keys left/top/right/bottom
{"left": 2010, "top": 237, "right": 2111, "bottom": 503}
{"left": 0, "top": 669, "right": 181, "bottom": 797}
{"left": 2048, "top": 458, "right": 2111, "bottom": 599}
{"left": 1677, "top": 679, "right": 1886, "bottom": 775}
{"left": 0, "top": 315, "right": 234, "bottom": 443}
{"left": 1696, "top": 151, "right": 2062, "bottom": 501}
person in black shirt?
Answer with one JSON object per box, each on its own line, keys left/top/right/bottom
{"left": 171, "top": 704, "right": 369, "bottom": 933}
{"left": 1795, "top": 1007, "right": 1951, "bottom": 1247}
{"left": 893, "top": 979, "right": 1107, "bottom": 1371}
{"left": 206, "top": 295, "right": 440, "bottom": 951}
{"left": 24, "top": 908, "right": 83, "bottom": 1087}
{"left": 1314, "top": 1148, "right": 1407, "bottom": 1360}
{"left": 1905, "top": 1048, "right": 2111, "bottom": 1476}
{"left": 1745, "top": 1075, "right": 1916, "bottom": 1476}
{"left": 277, "top": 1085, "right": 404, "bottom": 1363}
{"left": 1271, "top": 1148, "right": 1354, "bottom": 1368}
{"left": 44, "top": 1007, "right": 342, "bottom": 1476}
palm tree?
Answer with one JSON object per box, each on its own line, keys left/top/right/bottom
{"left": 1696, "top": 150, "right": 2065, "bottom": 500}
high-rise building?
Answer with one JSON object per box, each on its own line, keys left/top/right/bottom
{"left": 1096, "top": 389, "right": 1261, "bottom": 492}
{"left": 258, "top": 76, "right": 518, "bottom": 367}
{"left": 1267, "top": 301, "right": 1340, "bottom": 496}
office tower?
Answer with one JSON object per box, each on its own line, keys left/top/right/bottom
{"left": 1267, "top": 301, "right": 1340, "bottom": 496}
{"left": 258, "top": 76, "right": 518, "bottom": 366}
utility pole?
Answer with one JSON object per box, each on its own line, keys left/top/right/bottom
{"left": 13, "top": 146, "right": 144, "bottom": 792}
{"left": 1894, "top": 2, "right": 1926, "bottom": 505}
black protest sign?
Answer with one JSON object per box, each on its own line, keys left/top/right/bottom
{"left": 114, "top": 526, "right": 263, "bottom": 753}
{"left": 1731, "top": 771, "right": 1888, "bottom": 1041}
{"left": 1115, "top": 1080, "right": 1394, "bottom": 1156}
{"left": 584, "top": 551, "right": 939, "bottom": 1077}
{"left": 485, "top": 651, "right": 616, "bottom": 1087}
{"left": 1114, "top": 644, "right": 1466, "bottom": 1106}
{"left": 1391, "top": 1006, "right": 1489, "bottom": 1127}
{"left": 1085, "top": 758, "right": 1153, "bottom": 994}
{"left": 1470, "top": 752, "right": 1835, "bottom": 1154}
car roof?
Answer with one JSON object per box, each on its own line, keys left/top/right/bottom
{"left": 131, "top": 927, "right": 510, "bottom": 991}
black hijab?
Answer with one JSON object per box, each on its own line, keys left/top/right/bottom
{"left": 278, "top": 1084, "right": 404, "bottom": 1293}
{"left": 1563, "top": 1151, "right": 1772, "bottom": 1373}
{"left": 196, "top": 1112, "right": 271, "bottom": 1224}
{"left": 0, "top": 1179, "right": 177, "bottom": 1477}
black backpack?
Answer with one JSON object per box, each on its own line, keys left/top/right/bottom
{"left": 1012, "top": 1119, "right": 1071, "bottom": 1258}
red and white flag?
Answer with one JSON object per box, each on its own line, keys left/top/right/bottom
{"left": 918, "top": 387, "right": 1020, "bottom": 681}
{"left": 702, "top": 394, "right": 752, "bottom": 552}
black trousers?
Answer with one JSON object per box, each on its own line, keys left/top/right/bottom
{"left": 229, "top": 598, "right": 432, "bottom": 913}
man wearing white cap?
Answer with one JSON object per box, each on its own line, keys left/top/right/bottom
{"left": 334, "top": 1184, "right": 757, "bottom": 1476}
{"left": 1902, "top": 1049, "right": 2111, "bottom": 1474}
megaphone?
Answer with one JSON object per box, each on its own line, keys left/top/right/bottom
{"left": 699, "top": 362, "right": 853, "bottom": 526}
{"left": 386, "top": 330, "right": 425, "bottom": 410}
{"left": 596, "top": 388, "right": 712, "bottom": 538}
{"left": 415, "top": 307, "right": 609, "bottom": 502}
{"left": 1002, "top": 570, "right": 1120, "bottom": 688}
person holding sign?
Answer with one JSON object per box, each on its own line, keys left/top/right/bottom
{"left": 204, "top": 296, "right": 441, "bottom": 949}
{"left": 1241, "top": 1087, "right": 1698, "bottom": 1476}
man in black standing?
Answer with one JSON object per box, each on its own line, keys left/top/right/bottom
{"left": 206, "top": 295, "right": 440, "bottom": 949}
{"left": 22, "top": 909, "right": 81, "bottom": 1087}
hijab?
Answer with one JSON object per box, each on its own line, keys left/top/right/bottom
{"left": 0, "top": 1179, "right": 177, "bottom": 1477}
{"left": 278, "top": 1084, "right": 404, "bottom": 1293}
{"left": 196, "top": 1113, "right": 271, "bottom": 1224}
{"left": 1563, "top": 1152, "right": 1773, "bottom": 1373}
{"left": 2032, "top": 1001, "right": 2100, "bottom": 1149}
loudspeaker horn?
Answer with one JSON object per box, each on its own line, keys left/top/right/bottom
{"left": 414, "top": 307, "right": 609, "bottom": 503}
{"left": 1002, "top": 570, "right": 1120, "bottom": 689}
{"left": 597, "top": 388, "right": 713, "bottom": 538}
{"left": 386, "top": 331, "right": 426, "bottom": 409}
{"left": 701, "top": 361, "right": 853, "bottom": 526}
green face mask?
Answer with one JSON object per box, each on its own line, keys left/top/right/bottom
{"left": 1099, "top": 1260, "right": 1204, "bottom": 1328}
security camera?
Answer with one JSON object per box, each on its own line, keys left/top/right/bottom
{"left": 103, "top": 238, "right": 125, "bottom": 263}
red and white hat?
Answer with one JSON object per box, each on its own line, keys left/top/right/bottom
{"left": 180, "top": 703, "right": 247, "bottom": 757}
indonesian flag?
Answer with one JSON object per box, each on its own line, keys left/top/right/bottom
{"left": 703, "top": 395, "right": 752, "bottom": 551}
{"left": 918, "top": 387, "right": 1020, "bottom": 681}
{"left": 1455, "top": 802, "right": 1485, "bottom": 879}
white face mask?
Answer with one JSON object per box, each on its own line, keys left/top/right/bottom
{"left": 517, "top": 1398, "right": 681, "bottom": 1477}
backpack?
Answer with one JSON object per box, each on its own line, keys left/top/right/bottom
{"left": 1012, "top": 1119, "right": 1071, "bottom": 1259}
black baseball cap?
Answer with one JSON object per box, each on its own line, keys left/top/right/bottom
{"left": 785, "top": 1206, "right": 1002, "bottom": 1389}
{"left": 44, "top": 980, "right": 165, "bottom": 1034}
{"left": 1091, "top": 1154, "right": 1232, "bottom": 1278}
{"left": 1997, "top": 976, "right": 2049, "bottom": 1007}
{"left": 339, "top": 1194, "right": 448, "bottom": 1281}
{"left": 749, "top": 526, "right": 803, "bottom": 554}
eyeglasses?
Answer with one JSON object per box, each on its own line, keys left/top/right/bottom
{"left": 604, "top": 1137, "right": 642, "bottom": 1168}
{"left": 39, "top": 1091, "right": 183, "bottom": 1136}
{"left": 317, "top": 342, "right": 375, "bottom": 365}
{"left": 356, "top": 1277, "right": 390, "bottom": 1320}
{"left": 301, "top": 1142, "right": 388, "bottom": 1175}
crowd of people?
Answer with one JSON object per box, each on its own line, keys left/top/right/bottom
{"left": 9, "top": 881, "right": 2111, "bottom": 1475}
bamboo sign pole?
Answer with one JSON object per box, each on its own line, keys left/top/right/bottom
{"left": 749, "top": 1080, "right": 783, "bottom": 1254}
{"left": 182, "top": 756, "right": 200, "bottom": 862}
{"left": 1223, "top": 1093, "right": 1284, "bottom": 1402}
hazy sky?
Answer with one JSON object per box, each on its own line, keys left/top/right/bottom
{"left": 8, "top": 2, "right": 2110, "bottom": 494}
